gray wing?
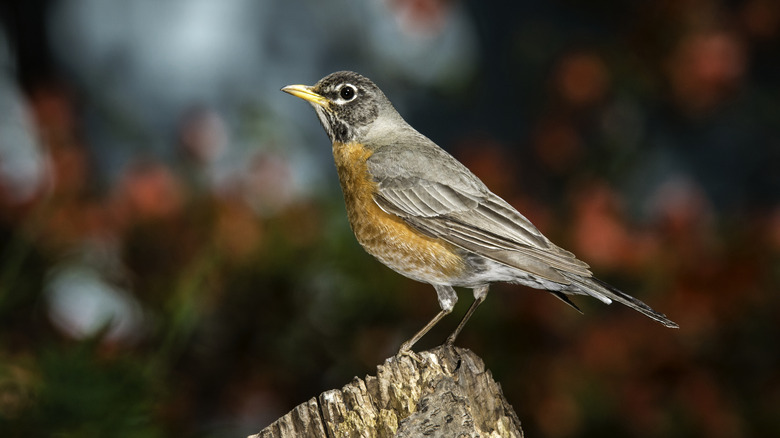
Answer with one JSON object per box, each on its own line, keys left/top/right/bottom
{"left": 367, "top": 143, "right": 592, "bottom": 284}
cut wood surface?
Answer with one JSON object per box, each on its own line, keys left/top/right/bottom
{"left": 251, "top": 345, "right": 523, "bottom": 438}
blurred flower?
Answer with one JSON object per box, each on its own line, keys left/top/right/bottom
{"left": 453, "top": 137, "right": 515, "bottom": 195}
{"left": 0, "top": 71, "right": 48, "bottom": 205}
{"left": 28, "top": 86, "right": 86, "bottom": 200}
{"left": 114, "top": 160, "right": 185, "bottom": 223}
{"left": 44, "top": 262, "right": 143, "bottom": 343}
{"left": 553, "top": 51, "right": 610, "bottom": 108}
{"left": 532, "top": 119, "right": 582, "bottom": 175}
{"left": 740, "top": 0, "right": 780, "bottom": 40}
{"left": 387, "top": 0, "right": 453, "bottom": 36}
{"left": 240, "top": 152, "right": 297, "bottom": 217}
{"left": 646, "top": 176, "right": 713, "bottom": 237}
{"left": 369, "top": 0, "right": 478, "bottom": 88}
{"left": 215, "top": 199, "right": 263, "bottom": 262}
{"left": 178, "top": 106, "right": 228, "bottom": 167}
{"left": 571, "top": 182, "right": 633, "bottom": 269}
{"left": 666, "top": 30, "right": 746, "bottom": 115}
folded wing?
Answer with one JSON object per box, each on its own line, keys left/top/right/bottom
{"left": 367, "top": 143, "right": 592, "bottom": 284}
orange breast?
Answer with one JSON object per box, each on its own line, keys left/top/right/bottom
{"left": 332, "top": 142, "right": 465, "bottom": 284}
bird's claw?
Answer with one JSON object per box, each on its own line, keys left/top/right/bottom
{"left": 397, "top": 346, "right": 423, "bottom": 364}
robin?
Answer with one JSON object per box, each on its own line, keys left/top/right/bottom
{"left": 283, "top": 71, "right": 678, "bottom": 352}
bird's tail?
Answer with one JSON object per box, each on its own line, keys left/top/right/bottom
{"left": 561, "top": 273, "right": 679, "bottom": 328}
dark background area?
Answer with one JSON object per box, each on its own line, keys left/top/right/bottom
{"left": 1, "top": 0, "right": 778, "bottom": 437}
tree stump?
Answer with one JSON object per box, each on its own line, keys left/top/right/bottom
{"left": 251, "top": 345, "right": 523, "bottom": 438}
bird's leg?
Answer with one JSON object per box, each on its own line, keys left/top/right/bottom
{"left": 398, "top": 309, "right": 448, "bottom": 357}
{"left": 398, "top": 285, "right": 457, "bottom": 353}
{"left": 445, "top": 285, "right": 489, "bottom": 345}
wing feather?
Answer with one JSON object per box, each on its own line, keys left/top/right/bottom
{"left": 367, "top": 141, "right": 592, "bottom": 283}
{"left": 367, "top": 140, "right": 591, "bottom": 284}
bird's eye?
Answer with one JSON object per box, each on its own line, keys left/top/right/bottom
{"left": 340, "top": 85, "right": 356, "bottom": 101}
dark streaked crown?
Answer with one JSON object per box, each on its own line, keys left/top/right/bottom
{"left": 309, "top": 71, "right": 389, "bottom": 144}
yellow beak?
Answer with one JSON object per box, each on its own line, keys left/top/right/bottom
{"left": 281, "top": 84, "right": 329, "bottom": 107}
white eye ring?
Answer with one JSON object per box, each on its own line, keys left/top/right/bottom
{"left": 336, "top": 84, "right": 357, "bottom": 103}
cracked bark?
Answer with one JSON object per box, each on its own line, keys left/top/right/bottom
{"left": 250, "top": 345, "right": 523, "bottom": 438}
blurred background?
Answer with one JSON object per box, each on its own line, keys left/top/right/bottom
{"left": 0, "top": 0, "right": 778, "bottom": 436}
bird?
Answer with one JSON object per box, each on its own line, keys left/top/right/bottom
{"left": 282, "top": 71, "right": 678, "bottom": 352}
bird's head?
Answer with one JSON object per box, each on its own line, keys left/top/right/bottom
{"left": 282, "top": 71, "right": 400, "bottom": 145}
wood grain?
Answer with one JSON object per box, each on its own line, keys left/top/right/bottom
{"left": 250, "top": 345, "right": 523, "bottom": 438}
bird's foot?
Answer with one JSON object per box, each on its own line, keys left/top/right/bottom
{"left": 396, "top": 345, "right": 423, "bottom": 364}
{"left": 444, "top": 333, "right": 458, "bottom": 347}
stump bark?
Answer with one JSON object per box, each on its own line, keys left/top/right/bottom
{"left": 251, "top": 345, "right": 523, "bottom": 438}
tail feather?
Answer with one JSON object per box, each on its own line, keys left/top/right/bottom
{"left": 550, "top": 290, "right": 584, "bottom": 314}
{"left": 561, "top": 273, "right": 679, "bottom": 328}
